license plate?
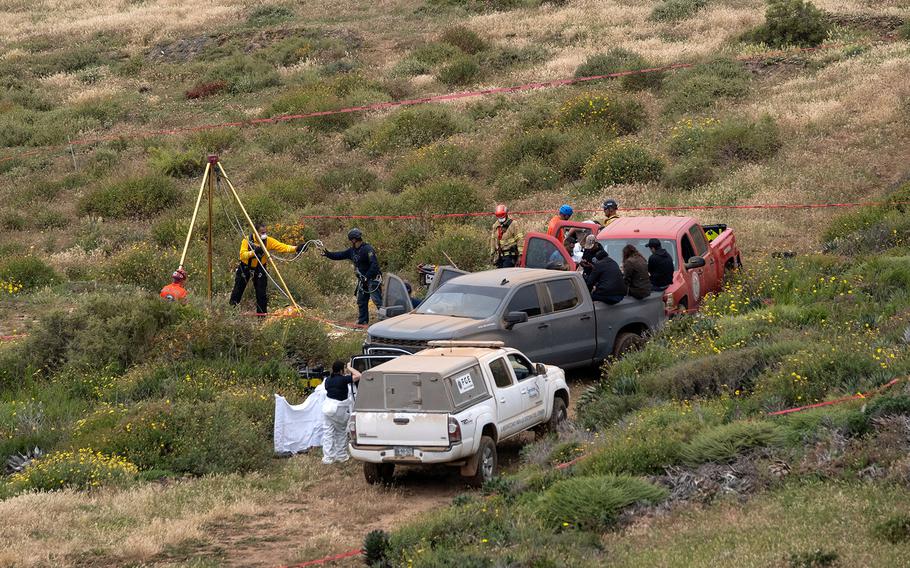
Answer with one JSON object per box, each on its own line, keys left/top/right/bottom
{"left": 394, "top": 446, "right": 414, "bottom": 457}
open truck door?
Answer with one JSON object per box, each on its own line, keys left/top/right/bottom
{"left": 426, "top": 265, "right": 468, "bottom": 296}
{"left": 520, "top": 233, "right": 576, "bottom": 271}
{"left": 379, "top": 273, "right": 413, "bottom": 320}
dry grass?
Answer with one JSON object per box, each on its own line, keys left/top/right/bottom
{"left": 602, "top": 481, "right": 910, "bottom": 567}
{"left": 0, "top": 453, "right": 461, "bottom": 568}
{"left": 0, "top": 0, "right": 247, "bottom": 44}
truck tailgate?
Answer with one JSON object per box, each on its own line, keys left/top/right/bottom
{"left": 355, "top": 412, "right": 450, "bottom": 447}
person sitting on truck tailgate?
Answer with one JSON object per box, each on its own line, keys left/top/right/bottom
{"left": 490, "top": 204, "right": 523, "bottom": 268}
{"left": 320, "top": 360, "right": 362, "bottom": 464}
{"left": 322, "top": 228, "right": 383, "bottom": 325}
{"left": 621, "top": 244, "right": 652, "bottom": 300}
{"left": 585, "top": 248, "right": 625, "bottom": 305}
{"left": 579, "top": 235, "right": 599, "bottom": 277}
{"left": 646, "top": 238, "right": 674, "bottom": 291}
{"left": 547, "top": 204, "right": 574, "bottom": 236}
{"left": 602, "top": 199, "right": 619, "bottom": 227}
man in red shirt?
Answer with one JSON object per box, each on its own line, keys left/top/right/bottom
{"left": 160, "top": 268, "right": 188, "bottom": 302}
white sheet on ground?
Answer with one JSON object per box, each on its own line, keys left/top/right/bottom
{"left": 274, "top": 384, "right": 326, "bottom": 455}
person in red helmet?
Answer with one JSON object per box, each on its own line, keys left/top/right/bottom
{"left": 160, "top": 267, "right": 188, "bottom": 302}
{"left": 489, "top": 204, "right": 523, "bottom": 268}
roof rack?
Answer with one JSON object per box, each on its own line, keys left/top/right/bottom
{"left": 427, "top": 340, "right": 505, "bottom": 349}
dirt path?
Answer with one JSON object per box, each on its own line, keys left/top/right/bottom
{"left": 161, "top": 371, "right": 597, "bottom": 568}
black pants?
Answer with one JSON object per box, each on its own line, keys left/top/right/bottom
{"left": 494, "top": 254, "right": 518, "bottom": 268}
{"left": 229, "top": 263, "right": 268, "bottom": 314}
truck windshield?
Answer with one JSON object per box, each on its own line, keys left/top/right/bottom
{"left": 599, "top": 238, "right": 678, "bottom": 269}
{"left": 415, "top": 284, "right": 508, "bottom": 319}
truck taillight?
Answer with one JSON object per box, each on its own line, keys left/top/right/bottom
{"left": 447, "top": 417, "right": 462, "bottom": 444}
{"left": 665, "top": 293, "right": 675, "bottom": 311}
{"left": 348, "top": 415, "right": 357, "bottom": 441}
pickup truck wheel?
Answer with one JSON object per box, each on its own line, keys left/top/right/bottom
{"left": 363, "top": 462, "right": 395, "bottom": 485}
{"left": 535, "top": 397, "right": 567, "bottom": 437}
{"left": 613, "top": 331, "right": 644, "bottom": 359}
{"left": 464, "top": 436, "right": 497, "bottom": 488}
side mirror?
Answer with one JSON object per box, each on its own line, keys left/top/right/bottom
{"left": 503, "top": 311, "right": 529, "bottom": 329}
{"left": 685, "top": 256, "right": 706, "bottom": 270}
{"left": 535, "top": 363, "right": 547, "bottom": 376}
{"left": 378, "top": 305, "right": 406, "bottom": 320}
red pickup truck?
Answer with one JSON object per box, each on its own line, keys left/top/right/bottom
{"left": 520, "top": 216, "right": 741, "bottom": 314}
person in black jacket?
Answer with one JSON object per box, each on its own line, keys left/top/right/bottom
{"left": 322, "top": 228, "right": 383, "bottom": 324}
{"left": 646, "top": 238, "right": 674, "bottom": 291}
{"left": 584, "top": 248, "right": 626, "bottom": 305}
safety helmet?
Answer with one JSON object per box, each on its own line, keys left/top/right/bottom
{"left": 494, "top": 204, "right": 508, "bottom": 219}
{"left": 603, "top": 199, "right": 618, "bottom": 210}
{"left": 559, "top": 204, "right": 573, "bottom": 217}
{"left": 172, "top": 267, "right": 187, "bottom": 282}
{"left": 347, "top": 228, "right": 363, "bottom": 241}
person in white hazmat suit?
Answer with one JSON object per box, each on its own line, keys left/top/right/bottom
{"left": 321, "top": 360, "right": 361, "bottom": 464}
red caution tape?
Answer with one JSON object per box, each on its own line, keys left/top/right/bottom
{"left": 0, "top": 334, "right": 27, "bottom": 342}
{"left": 767, "top": 377, "right": 902, "bottom": 416}
{"left": 0, "top": 39, "right": 889, "bottom": 166}
{"left": 298, "top": 200, "right": 909, "bottom": 222}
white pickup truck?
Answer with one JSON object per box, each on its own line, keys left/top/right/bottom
{"left": 348, "top": 341, "right": 570, "bottom": 486}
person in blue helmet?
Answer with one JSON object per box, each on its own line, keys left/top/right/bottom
{"left": 547, "top": 204, "right": 574, "bottom": 236}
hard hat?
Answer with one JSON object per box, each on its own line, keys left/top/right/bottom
{"left": 603, "top": 199, "right": 618, "bottom": 210}
{"left": 495, "top": 204, "right": 508, "bottom": 219}
{"left": 559, "top": 204, "right": 573, "bottom": 217}
{"left": 347, "top": 228, "right": 363, "bottom": 241}
{"left": 172, "top": 267, "right": 187, "bottom": 282}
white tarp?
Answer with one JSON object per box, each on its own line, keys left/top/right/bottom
{"left": 274, "top": 384, "right": 326, "bottom": 455}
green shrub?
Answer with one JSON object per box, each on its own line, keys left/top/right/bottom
{"left": 535, "top": 475, "right": 667, "bottom": 530}
{"left": 399, "top": 178, "right": 485, "bottom": 215}
{"left": 386, "top": 143, "right": 479, "bottom": 193}
{"left": 638, "top": 346, "right": 779, "bottom": 399}
{"left": 260, "top": 317, "right": 331, "bottom": 367}
{"left": 866, "top": 395, "right": 910, "bottom": 420}
{"left": 439, "top": 26, "right": 488, "bottom": 54}
{"left": 105, "top": 244, "right": 178, "bottom": 291}
{"left": 148, "top": 146, "right": 204, "bottom": 178}
{"left": 368, "top": 105, "right": 461, "bottom": 153}
{"left": 266, "top": 84, "right": 353, "bottom": 131}
{"left": 574, "top": 48, "right": 664, "bottom": 91}
{"left": 79, "top": 174, "right": 181, "bottom": 219}
{"left": 24, "top": 294, "right": 184, "bottom": 374}
{"left": 258, "top": 176, "right": 318, "bottom": 208}
{"left": 318, "top": 165, "right": 379, "bottom": 194}
{"left": 4, "top": 449, "right": 138, "bottom": 494}
{"left": 412, "top": 225, "right": 490, "bottom": 272}
{"left": 492, "top": 128, "right": 567, "bottom": 171}
{"left": 33, "top": 210, "right": 68, "bottom": 230}
{"left": 557, "top": 92, "right": 647, "bottom": 134}
{"left": 581, "top": 141, "right": 664, "bottom": 190}
{"left": 650, "top": 0, "right": 708, "bottom": 22}
{"left": 681, "top": 421, "right": 784, "bottom": 465}
{"left": 0, "top": 256, "right": 60, "bottom": 290}
{"left": 581, "top": 427, "right": 683, "bottom": 476}
{"left": 494, "top": 158, "right": 560, "bottom": 200}
{"left": 702, "top": 115, "right": 781, "bottom": 164}
{"left": 255, "top": 124, "right": 321, "bottom": 157}
{"left": 437, "top": 54, "right": 481, "bottom": 85}
{"left": 243, "top": 192, "right": 283, "bottom": 224}
{"left": 246, "top": 4, "right": 294, "bottom": 27}
{"left": 747, "top": 0, "right": 830, "bottom": 48}
{"left": 788, "top": 549, "right": 839, "bottom": 568}
{"left": 872, "top": 514, "right": 910, "bottom": 544}
{"left": 665, "top": 156, "right": 716, "bottom": 189}
{"left": 664, "top": 58, "right": 751, "bottom": 114}
{"left": 202, "top": 54, "right": 281, "bottom": 94}
{"left": 898, "top": 21, "right": 910, "bottom": 41}
{"left": 1, "top": 211, "right": 26, "bottom": 231}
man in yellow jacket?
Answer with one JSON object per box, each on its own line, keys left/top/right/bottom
{"left": 490, "top": 204, "right": 524, "bottom": 268}
{"left": 229, "top": 222, "right": 304, "bottom": 314}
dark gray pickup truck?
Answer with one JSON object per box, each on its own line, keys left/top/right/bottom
{"left": 365, "top": 268, "right": 666, "bottom": 370}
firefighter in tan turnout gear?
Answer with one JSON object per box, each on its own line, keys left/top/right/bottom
{"left": 490, "top": 204, "right": 523, "bottom": 268}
